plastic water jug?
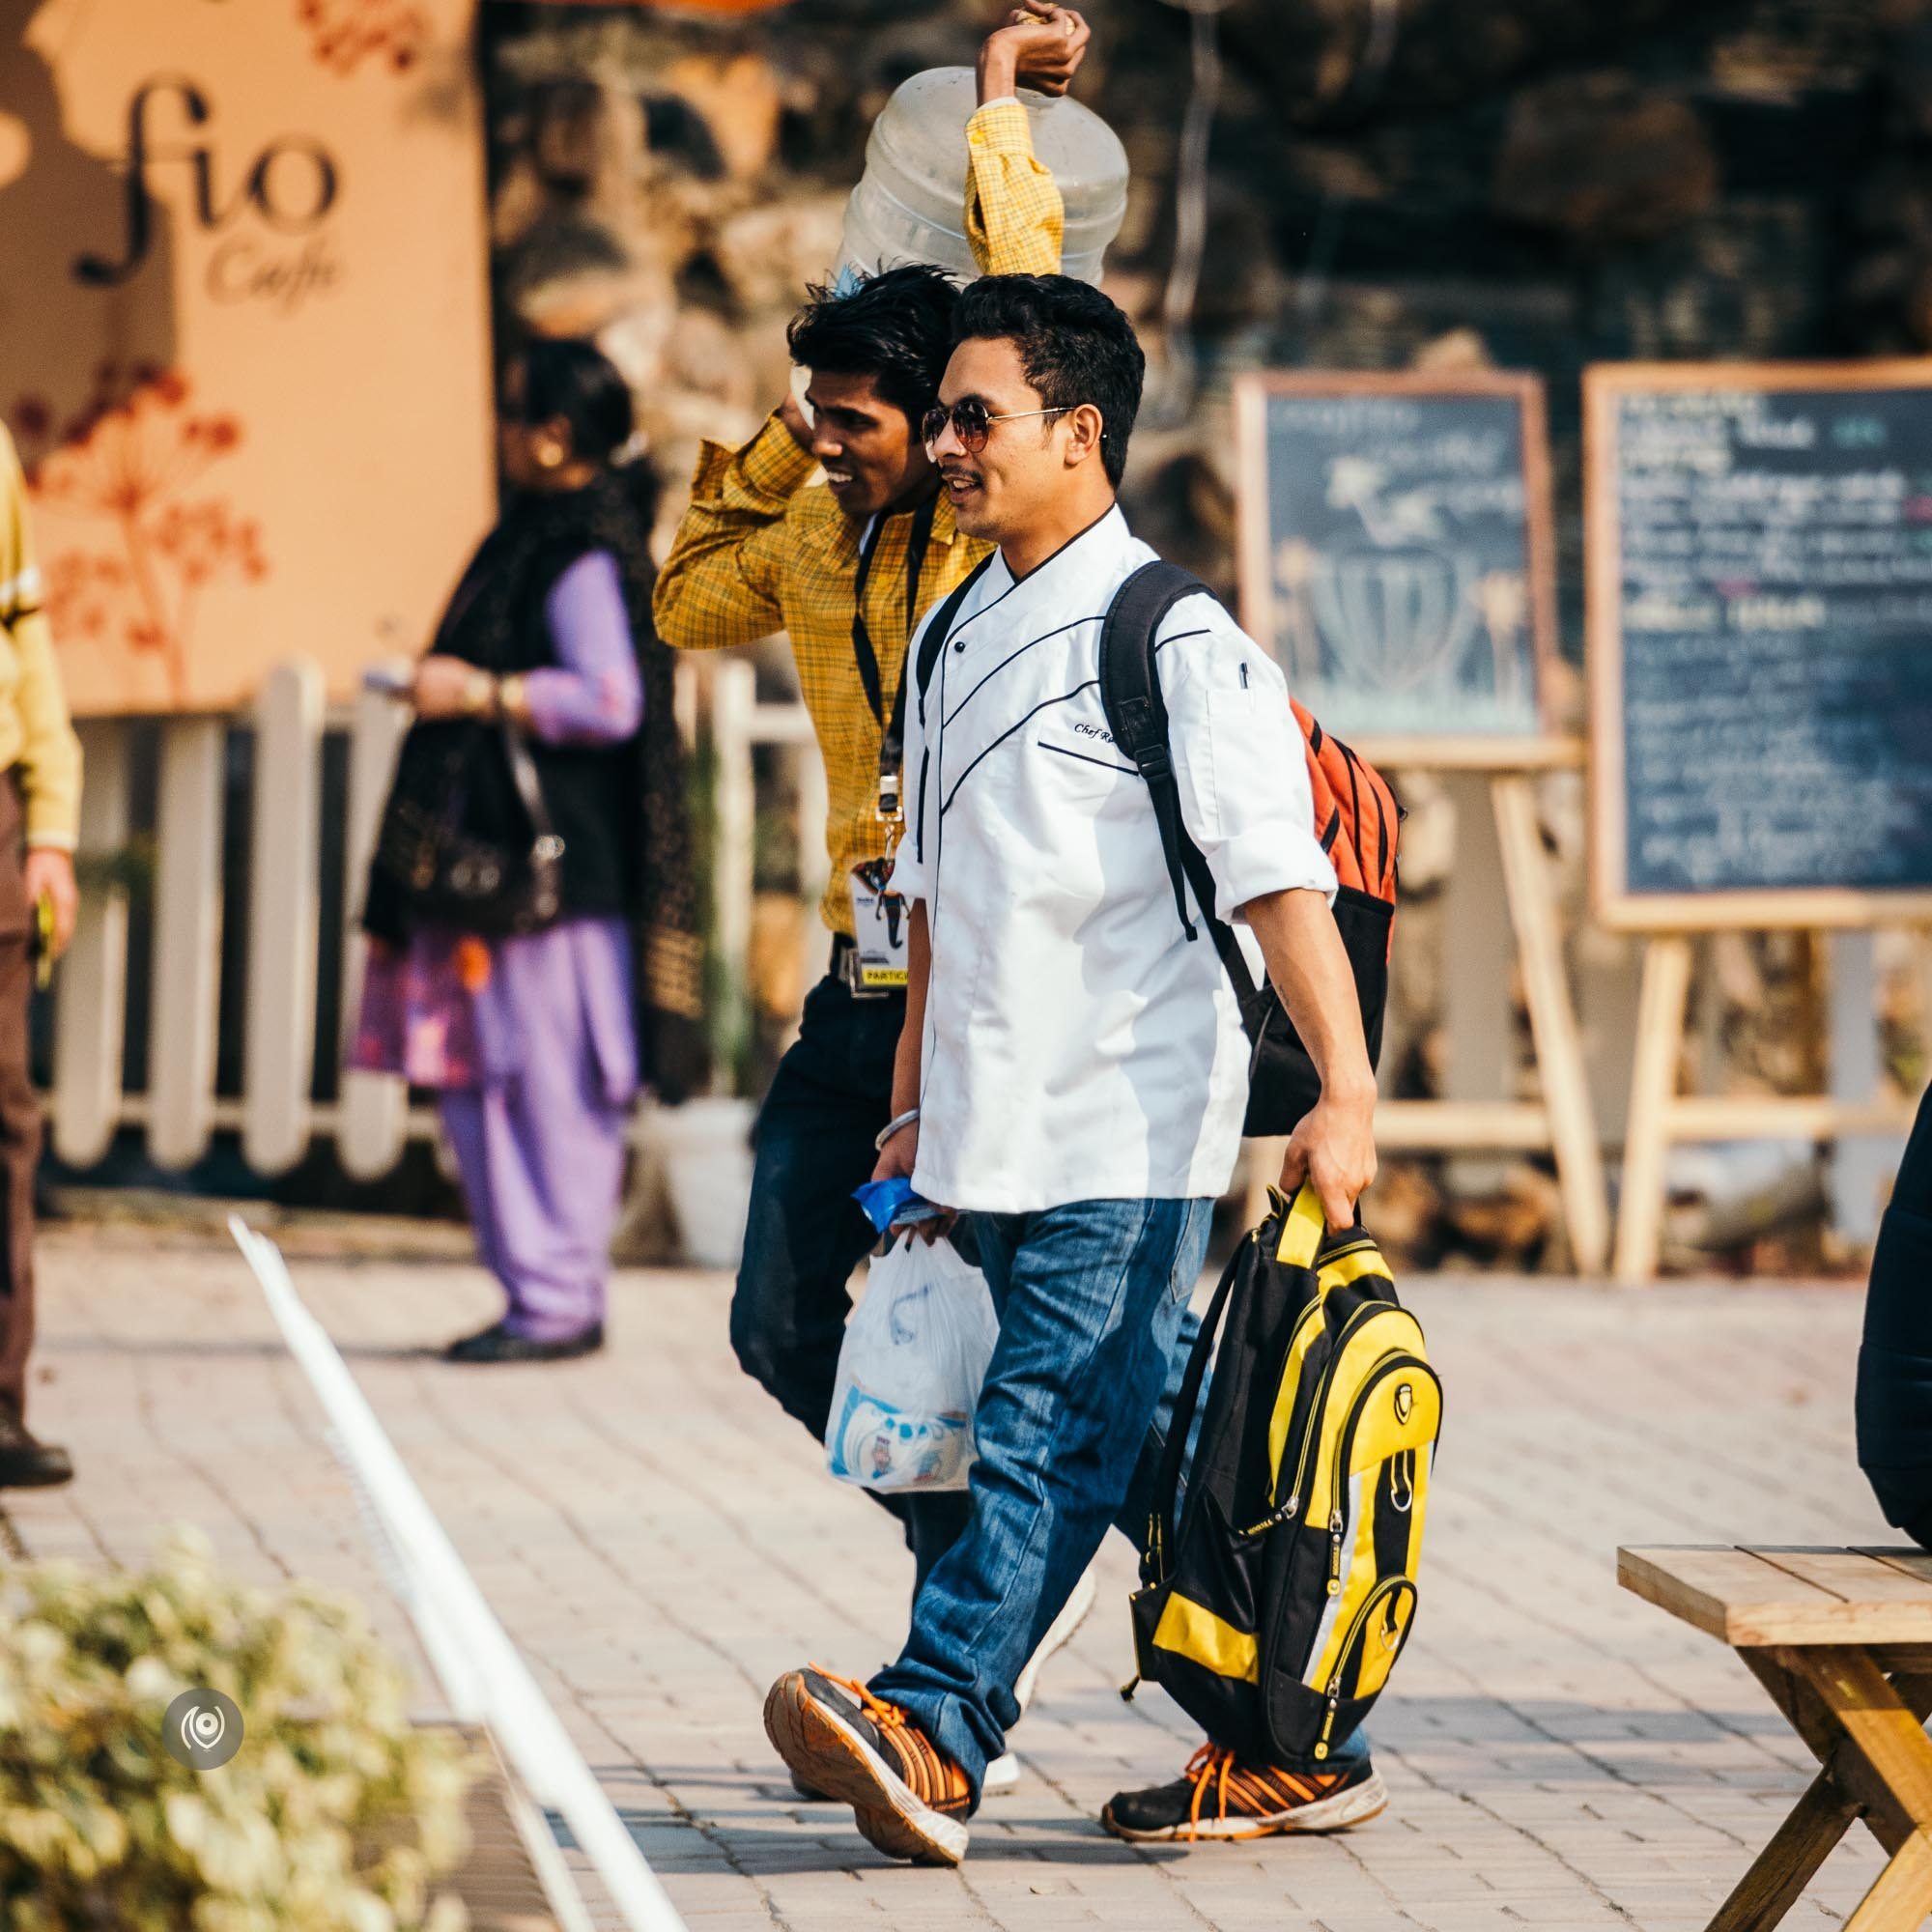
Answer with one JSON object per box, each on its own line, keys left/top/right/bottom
{"left": 836, "top": 68, "right": 1127, "bottom": 288}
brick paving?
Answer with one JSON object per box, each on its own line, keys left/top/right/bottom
{"left": 7, "top": 1220, "right": 1898, "bottom": 1929}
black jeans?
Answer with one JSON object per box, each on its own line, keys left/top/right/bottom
{"left": 730, "top": 963, "right": 973, "bottom": 1592}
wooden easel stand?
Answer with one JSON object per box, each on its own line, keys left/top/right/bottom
{"left": 1612, "top": 933, "right": 1926, "bottom": 1284}
{"left": 1252, "top": 754, "right": 1610, "bottom": 1276}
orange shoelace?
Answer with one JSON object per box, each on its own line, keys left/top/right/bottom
{"left": 809, "top": 1664, "right": 970, "bottom": 1808}
{"left": 810, "top": 1663, "right": 912, "bottom": 1734}
{"left": 1184, "top": 1743, "right": 1239, "bottom": 1840}
{"left": 1182, "top": 1744, "right": 1339, "bottom": 1839}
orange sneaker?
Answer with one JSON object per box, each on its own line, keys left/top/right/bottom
{"left": 763, "top": 1666, "right": 973, "bottom": 1865}
{"left": 1101, "top": 1743, "right": 1388, "bottom": 1843}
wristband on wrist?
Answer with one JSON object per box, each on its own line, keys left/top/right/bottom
{"left": 874, "top": 1107, "right": 921, "bottom": 1153}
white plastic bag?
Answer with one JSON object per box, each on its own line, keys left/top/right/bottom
{"left": 826, "top": 1236, "right": 999, "bottom": 1492}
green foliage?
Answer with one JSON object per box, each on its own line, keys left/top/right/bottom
{"left": 0, "top": 1530, "right": 479, "bottom": 1932}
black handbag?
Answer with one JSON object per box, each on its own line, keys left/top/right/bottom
{"left": 372, "top": 717, "right": 565, "bottom": 937}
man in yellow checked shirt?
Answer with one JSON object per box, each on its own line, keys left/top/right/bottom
{"left": 654, "top": 4, "right": 1090, "bottom": 1795}
{"left": 0, "top": 425, "right": 80, "bottom": 1492}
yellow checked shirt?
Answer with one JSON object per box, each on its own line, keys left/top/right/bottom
{"left": 654, "top": 99, "right": 1065, "bottom": 937}
{"left": 0, "top": 427, "right": 81, "bottom": 849}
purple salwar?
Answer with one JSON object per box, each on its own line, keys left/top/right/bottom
{"left": 435, "top": 919, "right": 635, "bottom": 1340}
{"left": 354, "top": 549, "right": 644, "bottom": 1340}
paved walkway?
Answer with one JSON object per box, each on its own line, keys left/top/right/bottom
{"left": 9, "top": 1222, "right": 1897, "bottom": 1930}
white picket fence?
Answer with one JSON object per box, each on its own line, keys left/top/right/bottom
{"left": 46, "top": 660, "right": 819, "bottom": 1179}
{"left": 43, "top": 663, "right": 1919, "bottom": 1257}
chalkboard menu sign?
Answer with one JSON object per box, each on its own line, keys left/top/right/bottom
{"left": 1236, "top": 371, "right": 1562, "bottom": 765}
{"left": 1587, "top": 361, "right": 1932, "bottom": 929}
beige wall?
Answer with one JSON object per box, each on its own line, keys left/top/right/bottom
{"left": 0, "top": 0, "right": 496, "bottom": 715}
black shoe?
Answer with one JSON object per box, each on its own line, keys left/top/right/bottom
{"left": 442, "top": 1321, "right": 604, "bottom": 1364}
{"left": 0, "top": 1410, "right": 73, "bottom": 1489}
{"left": 1101, "top": 1746, "right": 1387, "bottom": 1843}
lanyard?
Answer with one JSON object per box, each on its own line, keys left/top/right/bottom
{"left": 850, "top": 494, "right": 936, "bottom": 824}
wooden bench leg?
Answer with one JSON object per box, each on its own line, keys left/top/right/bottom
{"left": 1778, "top": 1649, "right": 1932, "bottom": 1932}
{"left": 1747, "top": 1652, "right": 1923, "bottom": 1843}
{"left": 1707, "top": 1766, "right": 1863, "bottom": 1932}
{"left": 1845, "top": 1830, "right": 1932, "bottom": 1932}
{"left": 1703, "top": 1650, "right": 1932, "bottom": 1932}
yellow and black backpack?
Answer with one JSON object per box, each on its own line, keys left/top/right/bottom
{"left": 1128, "top": 1183, "right": 1440, "bottom": 1767}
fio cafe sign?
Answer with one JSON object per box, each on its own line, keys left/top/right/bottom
{"left": 0, "top": 0, "right": 495, "bottom": 715}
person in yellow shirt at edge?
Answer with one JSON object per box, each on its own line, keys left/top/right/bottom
{"left": 653, "top": 5, "right": 1094, "bottom": 1791}
{"left": 0, "top": 424, "right": 82, "bottom": 1491}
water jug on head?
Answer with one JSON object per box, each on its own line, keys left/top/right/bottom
{"left": 835, "top": 68, "right": 1127, "bottom": 289}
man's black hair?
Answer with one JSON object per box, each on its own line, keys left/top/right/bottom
{"left": 950, "top": 273, "right": 1145, "bottom": 489}
{"left": 515, "top": 335, "right": 635, "bottom": 466}
{"left": 786, "top": 265, "right": 960, "bottom": 424}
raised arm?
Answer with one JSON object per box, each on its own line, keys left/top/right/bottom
{"left": 965, "top": 6, "right": 1089, "bottom": 276}
{"left": 651, "top": 411, "right": 810, "bottom": 652}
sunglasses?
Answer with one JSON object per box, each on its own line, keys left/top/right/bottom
{"left": 921, "top": 399, "right": 1073, "bottom": 454}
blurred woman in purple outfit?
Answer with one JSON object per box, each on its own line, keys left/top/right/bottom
{"left": 355, "top": 339, "right": 705, "bottom": 1363}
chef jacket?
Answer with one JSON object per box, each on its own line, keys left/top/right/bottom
{"left": 891, "top": 507, "right": 1338, "bottom": 1214}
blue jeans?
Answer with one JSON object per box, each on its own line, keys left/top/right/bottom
{"left": 730, "top": 968, "right": 972, "bottom": 1591}
{"left": 870, "top": 1197, "right": 1212, "bottom": 1793}
{"left": 869, "top": 1194, "right": 1370, "bottom": 1802}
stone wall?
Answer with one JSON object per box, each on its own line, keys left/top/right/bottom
{"left": 479, "top": 0, "right": 1930, "bottom": 1267}
{"left": 482, "top": 0, "right": 1932, "bottom": 583}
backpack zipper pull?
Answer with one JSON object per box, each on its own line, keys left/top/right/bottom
{"left": 1314, "top": 1685, "right": 1341, "bottom": 1761}
{"left": 1327, "top": 1508, "right": 1345, "bottom": 1595}
{"left": 1239, "top": 1493, "right": 1299, "bottom": 1541}
{"left": 1119, "top": 1673, "right": 1141, "bottom": 1703}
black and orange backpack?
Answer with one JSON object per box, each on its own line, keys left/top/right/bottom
{"left": 909, "top": 554, "right": 1398, "bottom": 1135}
{"left": 1097, "top": 560, "right": 1400, "bottom": 1136}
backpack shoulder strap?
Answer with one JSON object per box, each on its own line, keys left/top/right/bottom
{"left": 913, "top": 553, "right": 996, "bottom": 724}
{"left": 1097, "top": 561, "right": 1261, "bottom": 1002}
{"left": 1098, "top": 561, "right": 1208, "bottom": 939}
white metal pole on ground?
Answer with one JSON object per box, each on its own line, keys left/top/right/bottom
{"left": 229, "top": 1218, "right": 691, "bottom": 1932}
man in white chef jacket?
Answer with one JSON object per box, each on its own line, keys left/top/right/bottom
{"left": 761, "top": 276, "right": 1381, "bottom": 1865}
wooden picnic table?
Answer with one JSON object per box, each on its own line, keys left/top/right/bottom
{"left": 1620, "top": 1545, "right": 1932, "bottom": 1932}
